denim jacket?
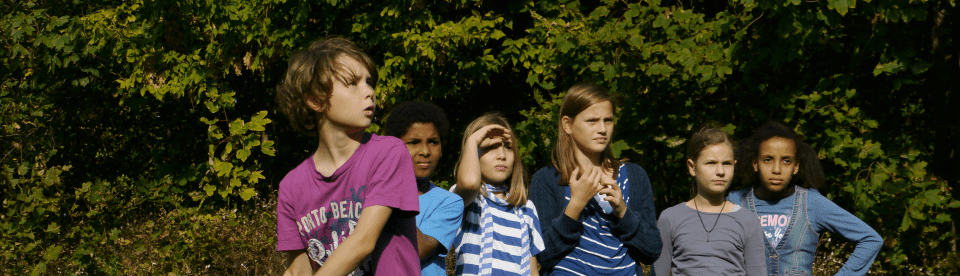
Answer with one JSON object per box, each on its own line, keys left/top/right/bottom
{"left": 729, "top": 186, "right": 884, "bottom": 276}
{"left": 737, "top": 187, "right": 818, "bottom": 276}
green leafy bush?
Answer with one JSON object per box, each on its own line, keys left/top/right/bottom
{"left": 1, "top": 0, "right": 956, "bottom": 274}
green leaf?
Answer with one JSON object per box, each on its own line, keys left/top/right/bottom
{"left": 204, "top": 185, "right": 217, "bottom": 196}
{"left": 200, "top": 117, "right": 217, "bottom": 125}
{"left": 558, "top": 40, "right": 576, "bottom": 53}
{"left": 239, "top": 188, "right": 257, "bottom": 200}
{"left": 589, "top": 6, "right": 610, "bottom": 19}
{"left": 214, "top": 162, "right": 233, "bottom": 176}
{"left": 229, "top": 119, "right": 245, "bottom": 136}
{"left": 205, "top": 101, "right": 220, "bottom": 113}
{"left": 900, "top": 212, "right": 913, "bottom": 231}
{"left": 30, "top": 263, "right": 47, "bottom": 276}
{"left": 44, "top": 223, "right": 59, "bottom": 233}
{"left": 261, "top": 140, "right": 276, "bottom": 156}
{"left": 135, "top": 241, "right": 147, "bottom": 254}
{"left": 923, "top": 189, "right": 941, "bottom": 205}
{"left": 43, "top": 245, "right": 62, "bottom": 262}
{"left": 653, "top": 13, "right": 671, "bottom": 28}
{"left": 248, "top": 110, "right": 271, "bottom": 131}
{"left": 831, "top": 0, "right": 855, "bottom": 16}
{"left": 248, "top": 171, "right": 265, "bottom": 184}
{"left": 610, "top": 140, "right": 630, "bottom": 158}
{"left": 224, "top": 142, "right": 234, "bottom": 157}
{"left": 237, "top": 149, "right": 251, "bottom": 162}
{"left": 628, "top": 35, "right": 643, "bottom": 47}
{"left": 603, "top": 64, "right": 616, "bottom": 80}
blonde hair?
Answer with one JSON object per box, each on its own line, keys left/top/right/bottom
{"left": 275, "top": 37, "right": 378, "bottom": 136}
{"left": 551, "top": 83, "right": 621, "bottom": 186}
{"left": 456, "top": 113, "right": 529, "bottom": 206}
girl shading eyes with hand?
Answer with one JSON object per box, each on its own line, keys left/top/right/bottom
{"left": 450, "top": 113, "right": 544, "bottom": 276}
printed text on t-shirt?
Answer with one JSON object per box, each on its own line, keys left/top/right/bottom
{"left": 759, "top": 213, "right": 791, "bottom": 246}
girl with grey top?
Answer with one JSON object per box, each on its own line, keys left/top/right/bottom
{"left": 653, "top": 126, "right": 766, "bottom": 276}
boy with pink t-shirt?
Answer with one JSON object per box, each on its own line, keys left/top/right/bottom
{"left": 275, "top": 37, "right": 420, "bottom": 276}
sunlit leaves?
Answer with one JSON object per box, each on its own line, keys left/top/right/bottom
{"left": 827, "top": 0, "right": 856, "bottom": 16}
{"left": 1, "top": 0, "right": 955, "bottom": 274}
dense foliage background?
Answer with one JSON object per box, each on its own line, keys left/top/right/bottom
{"left": 2, "top": 0, "right": 957, "bottom": 274}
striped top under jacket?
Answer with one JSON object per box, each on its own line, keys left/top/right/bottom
{"left": 529, "top": 163, "right": 662, "bottom": 276}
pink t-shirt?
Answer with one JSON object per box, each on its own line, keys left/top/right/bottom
{"left": 277, "top": 133, "right": 420, "bottom": 275}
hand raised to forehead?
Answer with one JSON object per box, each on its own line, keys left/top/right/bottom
{"left": 470, "top": 124, "right": 512, "bottom": 146}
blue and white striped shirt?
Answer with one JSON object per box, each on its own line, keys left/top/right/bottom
{"left": 453, "top": 191, "right": 545, "bottom": 276}
{"left": 552, "top": 164, "right": 636, "bottom": 276}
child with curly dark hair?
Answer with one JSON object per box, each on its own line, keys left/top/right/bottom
{"left": 383, "top": 101, "right": 463, "bottom": 276}
{"left": 727, "top": 121, "right": 883, "bottom": 276}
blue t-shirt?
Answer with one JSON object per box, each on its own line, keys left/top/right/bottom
{"left": 754, "top": 192, "right": 795, "bottom": 246}
{"left": 416, "top": 182, "right": 464, "bottom": 276}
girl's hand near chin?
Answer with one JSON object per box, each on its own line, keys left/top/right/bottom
{"left": 599, "top": 175, "right": 627, "bottom": 219}
{"left": 564, "top": 167, "right": 603, "bottom": 220}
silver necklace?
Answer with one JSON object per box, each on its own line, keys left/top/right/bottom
{"left": 694, "top": 198, "right": 726, "bottom": 242}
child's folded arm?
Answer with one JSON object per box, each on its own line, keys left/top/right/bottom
{"left": 313, "top": 205, "right": 393, "bottom": 276}
{"left": 282, "top": 250, "right": 312, "bottom": 276}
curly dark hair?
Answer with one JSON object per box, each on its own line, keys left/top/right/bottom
{"left": 734, "top": 120, "right": 825, "bottom": 190}
{"left": 275, "top": 37, "right": 378, "bottom": 136}
{"left": 383, "top": 101, "right": 450, "bottom": 143}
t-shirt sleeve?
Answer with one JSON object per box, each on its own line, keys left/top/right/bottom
{"left": 527, "top": 200, "right": 546, "bottom": 256}
{"left": 652, "top": 209, "right": 674, "bottom": 276}
{"left": 276, "top": 171, "right": 305, "bottom": 251}
{"left": 420, "top": 192, "right": 464, "bottom": 253}
{"left": 363, "top": 138, "right": 420, "bottom": 215}
{"left": 740, "top": 211, "right": 767, "bottom": 276}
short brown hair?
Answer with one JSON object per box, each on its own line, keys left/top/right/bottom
{"left": 686, "top": 124, "right": 735, "bottom": 197}
{"left": 686, "top": 125, "right": 734, "bottom": 162}
{"left": 275, "top": 37, "right": 378, "bottom": 136}
{"left": 551, "top": 83, "right": 621, "bottom": 186}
